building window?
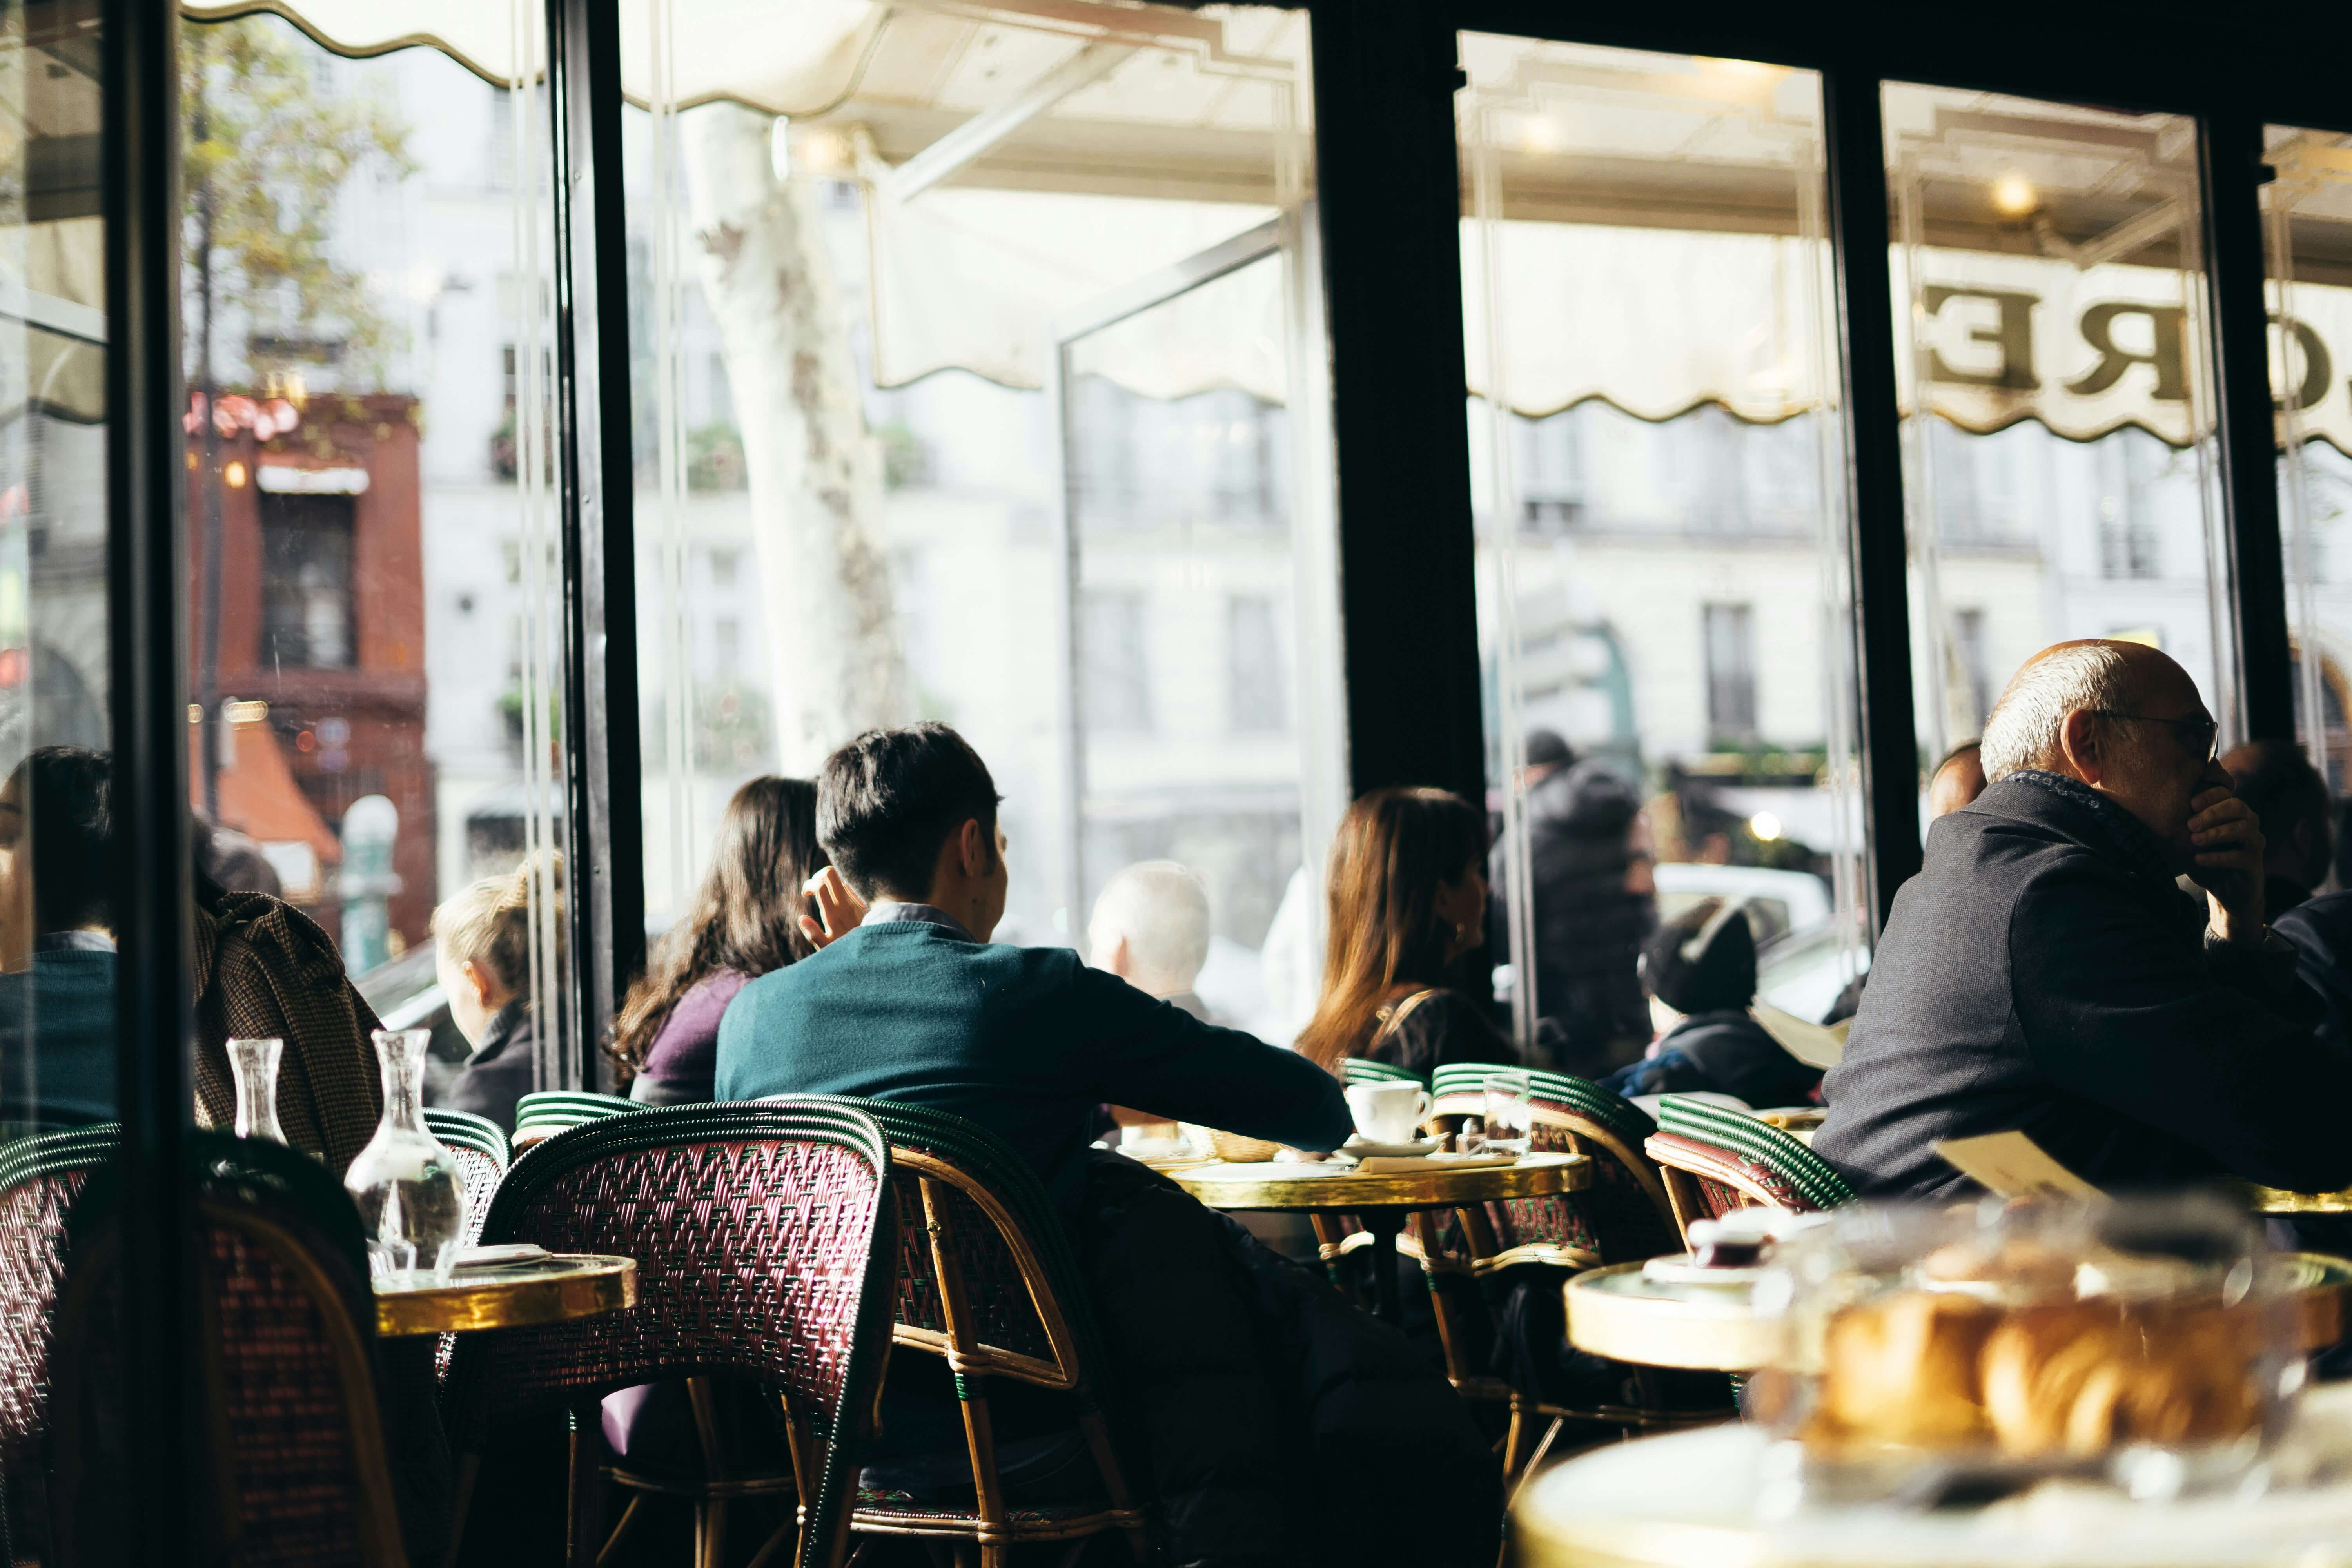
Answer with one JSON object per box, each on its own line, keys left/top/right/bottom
{"left": 1227, "top": 594, "right": 1287, "bottom": 733}
{"left": 260, "top": 492, "right": 357, "bottom": 669}
{"left": 1515, "top": 407, "right": 1583, "bottom": 532}
{"left": 1702, "top": 602, "right": 1757, "bottom": 743}
{"left": 715, "top": 617, "right": 740, "bottom": 672}
{"left": 1081, "top": 589, "right": 1152, "bottom": 732}
{"left": 709, "top": 547, "right": 740, "bottom": 587}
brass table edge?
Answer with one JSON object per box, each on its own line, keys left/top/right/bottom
{"left": 1169, "top": 1152, "right": 1592, "bottom": 1211}
{"left": 375, "top": 1256, "right": 637, "bottom": 1338}
{"left": 1514, "top": 1511, "right": 1769, "bottom": 1568}
{"left": 1563, "top": 1259, "right": 1778, "bottom": 1372}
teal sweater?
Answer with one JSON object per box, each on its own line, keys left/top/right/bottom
{"left": 715, "top": 921, "right": 1352, "bottom": 1207}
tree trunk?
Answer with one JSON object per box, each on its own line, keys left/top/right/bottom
{"left": 682, "top": 104, "right": 902, "bottom": 773}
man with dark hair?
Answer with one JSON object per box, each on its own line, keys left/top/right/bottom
{"left": 1927, "top": 740, "right": 1987, "bottom": 819}
{"left": 2221, "top": 739, "right": 2333, "bottom": 915}
{"left": 718, "top": 726, "right": 1497, "bottom": 1568}
{"left": 719, "top": 722, "right": 1349, "bottom": 1202}
{"left": 0, "top": 746, "right": 119, "bottom": 1126}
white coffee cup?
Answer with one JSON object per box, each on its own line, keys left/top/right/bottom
{"left": 1345, "top": 1079, "right": 1433, "bottom": 1144}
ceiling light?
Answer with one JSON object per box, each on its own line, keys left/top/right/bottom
{"left": 1990, "top": 172, "right": 2039, "bottom": 218}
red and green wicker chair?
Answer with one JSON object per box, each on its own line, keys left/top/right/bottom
{"left": 0, "top": 1123, "right": 120, "bottom": 1565}
{"left": 50, "top": 1131, "right": 412, "bottom": 1567}
{"left": 1644, "top": 1094, "right": 1855, "bottom": 1239}
{"left": 782, "top": 1095, "right": 1150, "bottom": 1566}
{"left": 440, "top": 1102, "right": 901, "bottom": 1568}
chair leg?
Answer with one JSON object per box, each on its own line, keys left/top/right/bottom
{"left": 566, "top": 1405, "right": 606, "bottom": 1568}
{"left": 698, "top": 1498, "right": 730, "bottom": 1568}
{"left": 744, "top": 1514, "right": 798, "bottom": 1568}
{"left": 1500, "top": 1397, "right": 1532, "bottom": 1481}
{"left": 1507, "top": 1417, "right": 1567, "bottom": 1511}
{"left": 595, "top": 1493, "right": 644, "bottom": 1568}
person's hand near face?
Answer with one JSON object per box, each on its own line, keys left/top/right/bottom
{"left": 2186, "top": 783, "right": 2267, "bottom": 943}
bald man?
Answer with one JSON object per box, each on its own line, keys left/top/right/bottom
{"left": 1817, "top": 639, "right": 2352, "bottom": 1198}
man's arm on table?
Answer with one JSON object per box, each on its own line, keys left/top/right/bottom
{"left": 2011, "top": 855, "right": 2352, "bottom": 1192}
{"left": 1070, "top": 963, "right": 1353, "bottom": 1151}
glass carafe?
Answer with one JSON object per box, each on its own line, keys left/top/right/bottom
{"left": 227, "top": 1036, "right": 288, "bottom": 1145}
{"left": 344, "top": 1027, "right": 466, "bottom": 1283}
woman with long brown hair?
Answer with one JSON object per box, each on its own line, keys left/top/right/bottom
{"left": 1295, "top": 786, "right": 1517, "bottom": 1079}
{"left": 611, "top": 775, "right": 825, "bottom": 1105}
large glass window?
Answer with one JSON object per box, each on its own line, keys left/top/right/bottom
{"left": 1458, "top": 37, "right": 1866, "bottom": 1050}
{"left": 628, "top": 3, "right": 1338, "bottom": 1040}
{"left": 2265, "top": 127, "right": 2352, "bottom": 797}
{"left": 181, "top": 12, "right": 572, "bottom": 1092}
{"left": 1885, "top": 85, "right": 2236, "bottom": 772}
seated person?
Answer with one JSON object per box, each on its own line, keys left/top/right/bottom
{"left": 1827, "top": 742, "right": 1985, "bottom": 1027}
{"left": 612, "top": 776, "right": 825, "bottom": 1107}
{"left": 717, "top": 724, "right": 1349, "bottom": 1205}
{"left": 1297, "top": 786, "right": 1516, "bottom": 1080}
{"left": 1817, "top": 640, "right": 2352, "bottom": 1199}
{"left": 1604, "top": 897, "right": 1821, "bottom": 1108}
{"left": 1088, "top": 860, "right": 1216, "bottom": 1021}
{"left": 2221, "top": 738, "right": 2333, "bottom": 916}
{"left": 719, "top": 726, "right": 1495, "bottom": 1568}
{"left": 0, "top": 747, "right": 117, "bottom": 1128}
{"left": 193, "top": 827, "right": 387, "bottom": 1174}
{"left": 431, "top": 858, "right": 557, "bottom": 1131}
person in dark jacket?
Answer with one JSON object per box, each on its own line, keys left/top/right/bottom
{"left": 2279, "top": 890, "right": 2352, "bottom": 1058}
{"left": 1818, "top": 639, "right": 2352, "bottom": 1199}
{"left": 1297, "top": 786, "right": 1517, "bottom": 1081}
{"left": 2221, "top": 738, "right": 2334, "bottom": 916}
{"left": 1489, "top": 739, "right": 1656, "bottom": 1078}
{"left": 0, "top": 747, "right": 118, "bottom": 1128}
{"left": 1605, "top": 896, "right": 1821, "bottom": 1108}
{"left": 430, "top": 857, "right": 556, "bottom": 1131}
{"left": 609, "top": 776, "right": 826, "bottom": 1107}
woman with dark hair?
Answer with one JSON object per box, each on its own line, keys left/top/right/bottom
{"left": 1296, "top": 786, "right": 1517, "bottom": 1079}
{"left": 612, "top": 775, "right": 825, "bottom": 1105}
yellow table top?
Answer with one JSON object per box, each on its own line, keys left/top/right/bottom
{"left": 374, "top": 1254, "right": 636, "bottom": 1338}
{"left": 1167, "top": 1151, "right": 1590, "bottom": 1211}
{"left": 2239, "top": 1181, "right": 2352, "bottom": 1214}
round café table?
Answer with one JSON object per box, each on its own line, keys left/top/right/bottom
{"left": 1563, "top": 1253, "right": 2352, "bottom": 1372}
{"left": 374, "top": 1254, "right": 637, "bottom": 1338}
{"left": 1514, "top": 1381, "right": 2352, "bottom": 1567}
{"left": 1169, "top": 1154, "right": 1590, "bottom": 1324}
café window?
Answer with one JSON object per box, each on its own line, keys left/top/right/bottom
{"left": 2265, "top": 126, "right": 2352, "bottom": 793}
{"left": 182, "top": 9, "right": 573, "bottom": 1062}
{"left": 627, "top": 2, "right": 1341, "bottom": 1040}
{"left": 258, "top": 490, "right": 357, "bottom": 669}
{"left": 1460, "top": 35, "right": 1870, "bottom": 1046}
{"left": 1886, "top": 83, "right": 2237, "bottom": 775}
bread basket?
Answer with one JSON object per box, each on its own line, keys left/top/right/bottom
{"left": 1206, "top": 1129, "right": 1281, "bottom": 1163}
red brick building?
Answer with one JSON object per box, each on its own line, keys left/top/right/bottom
{"left": 187, "top": 390, "right": 434, "bottom": 957}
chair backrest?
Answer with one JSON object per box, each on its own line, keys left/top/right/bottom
{"left": 1431, "top": 1075, "right": 1679, "bottom": 1267}
{"left": 1644, "top": 1101, "right": 1853, "bottom": 1241}
{"left": 424, "top": 1107, "right": 511, "bottom": 1171}
{"left": 442, "top": 1103, "right": 898, "bottom": 1568}
{"left": 511, "top": 1090, "right": 639, "bottom": 1141}
{"left": 1344, "top": 1058, "right": 1425, "bottom": 1089}
{"left": 52, "top": 1132, "right": 408, "bottom": 1568}
{"left": 0, "top": 1123, "right": 119, "bottom": 1563}
{"left": 781, "top": 1096, "right": 1107, "bottom": 1392}
{"left": 1655, "top": 1096, "right": 1852, "bottom": 1210}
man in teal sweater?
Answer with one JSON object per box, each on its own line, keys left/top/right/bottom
{"left": 714, "top": 723, "right": 1351, "bottom": 1209}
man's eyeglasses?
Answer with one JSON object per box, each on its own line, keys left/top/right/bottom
{"left": 2091, "top": 710, "right": 2219, "bottom": 762}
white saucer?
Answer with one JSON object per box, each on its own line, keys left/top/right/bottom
{"left": 1641, "top": 1252, "right": 1769, "bottom": 1287}
{"left": 1340, "top": 1135, "right": 1445, "bottom": 1159}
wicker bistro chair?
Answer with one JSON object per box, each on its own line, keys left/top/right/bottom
{"left": 440, "top": 1103, "right": 900, "bottom": 1568}
{"left": 422, "top": 1108, "right": 513, "bottom": 1381}
{"left": 777, "top": 1096, "right": 1149, "bottom": 1567}
{"left": 0, "top": 1123, "right": 120, "bottom": 1564}
{"left": 51, "top": 1132, "right": 412, "bottom": 1567}
{"left": 1341, "top": 1058, "right": 1426, "bottom": 1090}
{"left": 511, "top": 1090, "right": 642, "bottom": 1149}
{"left": 1416, "top": 1072, "right": 1727, "bottom": 1477}
{"left": 1643, "top": 1095, "right": 1855, "bottom": 1239}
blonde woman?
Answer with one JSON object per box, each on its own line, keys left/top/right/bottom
{"left": 432, "top": 857, "right": 558, "bottom": 1130}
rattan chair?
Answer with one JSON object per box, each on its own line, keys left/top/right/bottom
{"left": 51, "top": 1132, "right": 411, "bottom": 1567}
{"left": 1643, "top": 1094, "right": 1854, "bottom": 1238}
{"left": 1342, "top": 1058, "right": 1426, "bottom": 1089}
{"left": 441, "top": 1102, "right": 900, "bottom": 1568}
{"left": 1420, "top": 1074, "right": 1730, "bottom": 1477}
{"left": 782, "top": 1096, "right": 1149, "bottom": 1567}
{"left": 0, "top": 1123, "right": 120, "bottom": 1564}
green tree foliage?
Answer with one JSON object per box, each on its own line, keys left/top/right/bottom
{"left": 181, "top": 17, "right": 415, "bottom": 388}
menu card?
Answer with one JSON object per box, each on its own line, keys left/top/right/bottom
{"left": 1935, "top": 1131, "right": 2108, "bottom": 1201}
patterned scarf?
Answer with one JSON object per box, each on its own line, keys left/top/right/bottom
{"left": 2004, "top": 768, "right": 2180, "bottom": 893}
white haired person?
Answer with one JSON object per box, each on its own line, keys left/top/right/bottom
{"left": 1815, "top": 639, "right": 2352, "bottom": 1198}
{"left": 1087, "top": 860, "right": 1216, "bottom": 1021}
